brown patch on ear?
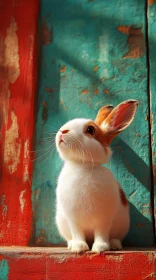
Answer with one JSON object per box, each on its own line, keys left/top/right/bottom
{"left": 119, "top": 185, "right": 128, "bottom": 206}
{"left": 102, "top": 100, "right": 139, "bottom": 144}
{"left": 95, "top": 105, "right": 114, "bottom": 126}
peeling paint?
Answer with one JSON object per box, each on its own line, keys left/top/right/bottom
{"left": 42, "top": 21, "right": 52, "bottom": 45}
{"left": 60, "top": 98, "right": 67, "bottom": 110}
{"left": 150, "top": 113, "right": 154, "bottom": 145}
{"left": 129, "top": 190, "right": 137, "bottom": 198}
{"left": 80, "top": 88, "right": 89, "bottom": 95}
{"left": 106, "top": 255, "right": 123, "bottom": 262}
{"left": 0, "top": 18, "right": 20, "bottom": 128}
{"left": 0, "top": 195, "right": 8, "bottom": 220}
{"left": 4, "top": 18, "right": 20, "bottom": 83}
{"left": 23, "top": 139, "right": 30, "bottom": 182}
{"left": 4, "top": 111, "right": 21, "bottom": 174}
{"left": 19, "top": 190, "right": 26, "bottom": 213}
{"left": 118, "top": 26, "right": 145, "bottom": 58}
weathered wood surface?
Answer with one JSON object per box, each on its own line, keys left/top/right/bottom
{"left": 0, "top": 247, "right": 156, "bottom": 280}
{"left": 148, "top": 1, "right": 156, "bottom": 235}
{"left": 32, "top": 0, "right": 154, "bottom": 246}
{"left": 0, "top": 0, "right": 39, "bottom": 245}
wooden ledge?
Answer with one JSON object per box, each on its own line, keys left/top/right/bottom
{"left": 0, "top": 247, "right": 156, "bottom": 279}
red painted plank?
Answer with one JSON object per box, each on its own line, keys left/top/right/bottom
{"left": 0, "top": 0, "right": 39, "bottom": 245}
{"left": 0, "top": 247, "right": 156, "bottom": 280}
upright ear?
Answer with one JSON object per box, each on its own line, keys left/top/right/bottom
{"left": 98, "top": 100, "right": 139, "bottom": 143}
{"left": 95, "top": 105, "right": 114, "bottom": 126}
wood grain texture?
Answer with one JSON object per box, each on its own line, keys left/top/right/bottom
{"left": 32, "top": 0, "right": 154, "bottom": 246}
{"left": 148, "top": 1, "right": 156, "bottom": 235}
{"left": 0, "top": 247, "right": 156, "bottom": 279}
{"left": 0, "top": 0, "right": 39, "bottom": 245}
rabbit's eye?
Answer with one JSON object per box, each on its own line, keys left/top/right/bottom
{"left": 86, "top": 125, "right": 95, "bottom": 136}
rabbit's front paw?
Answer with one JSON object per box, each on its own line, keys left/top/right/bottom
{"left": 92, "top": 241, "right": 110, "bottom": 253}
{"left": 70, "top": 240, "right": 89, "bottom": 253}
{"left": 67, "top": 240, "right": 72, "bottom": 249}
{"left": 110, "top": 239, "right": 122, "bottom": 250}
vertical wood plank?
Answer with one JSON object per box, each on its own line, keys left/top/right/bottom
{"left": 32, "top": 0, "right": 154, "bottom": 246}
{"left": 0, "top": 0, "right": 39, "bottom": 245}
{"left": 148, "top": 0, "right": 156, "bottom": 237}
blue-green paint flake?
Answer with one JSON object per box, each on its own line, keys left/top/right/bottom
{"left": 32, "top": 0, "right": 154, "bottom": 246}
{"left": 0, "top": 260, "right": 9, "bottom": 280}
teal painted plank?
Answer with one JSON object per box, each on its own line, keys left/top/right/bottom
{"left": 0, "top": 260, "right": 9, "bottom": 280}
{"left": 32, "top": 0, "right": 154, "bottom": 246}
{"left": 148, "top": 0, "right": 156, "bottom": 236}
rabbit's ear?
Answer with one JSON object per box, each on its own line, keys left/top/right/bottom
{"left": 99, "top": 100, "right": 139, "bottom": 143}
{"left": 95, "top": 105, "right": 114, "bottom": 126}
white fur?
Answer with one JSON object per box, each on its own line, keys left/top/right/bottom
{"left": 55, "top": 118, "right": 130, "bottom": 253}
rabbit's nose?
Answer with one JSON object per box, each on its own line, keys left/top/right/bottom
{"left": 61, "top": 129, "right": 69, "bottom": 134}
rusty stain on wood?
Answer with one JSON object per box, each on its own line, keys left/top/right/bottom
{"left": 45, "top": 87, "right": 54, "bottom": 93}
{"left": 42, "top": 21, "right": 52, "bottom": 45}
{"left": 80, "top": 88, "right": 89, "bottom": 95}
{"left": 104, "top": 89, "right": 110, "bottom": 94}
{"left": 4, "top": 111, "right": 21, "bottom": 174}
{"left": 152, "top": 165, "right": 156, "bottom": 184}
{"left": 93, "top": 65, "right": 99, "bottom": 72}
{"left": 118, "top": 26, "right": 131, "bottom": 35}
{"left": 148, "top": 0, "right": 156, "bottom": 5}
{"left": 60, "top": 66, "right": 66, "bottom": 73}
{"left": 94, "top": 88, "right": 99, "bottom": 95}
{"left": 118, "top": 26, "right": 145, "bottom": 58}
{"left": 137, "top": 223, "right": 144, "bottom": 227}
{"left": 42, "top": 101, "right": 48, "bottom": 122}
{"left": 36, "top": 230, "right": 47, "bottom": 246}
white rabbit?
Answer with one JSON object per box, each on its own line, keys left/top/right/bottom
{"left": 55, "top": 100, "right": 138, "bottom": 253}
